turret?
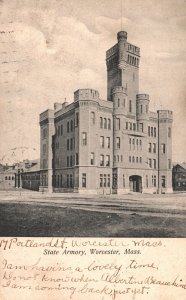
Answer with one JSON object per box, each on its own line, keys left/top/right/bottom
{"left": 136, "top": 94, "right": 149, "bottom": 121}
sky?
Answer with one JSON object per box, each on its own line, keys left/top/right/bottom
{"left": 0, "top": 0, "right": 186, "bottom": 164}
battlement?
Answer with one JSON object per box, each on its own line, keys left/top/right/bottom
{"left": 158, "top": 110, "right": 173, "bottom": 120}
{"left": 40, "top": 109, "right": 54, "bottom": 123}
{"left": 106, "top": 44, "right": 118, "bottom": 59}
{"left": 74, "top": 89, "right": 100, "bottom": 102}
{"left": 111, "top": 86, "right": 127, "bottom": 95}
{"left": 136, "top": 94, "right": 149, "bottom": 101}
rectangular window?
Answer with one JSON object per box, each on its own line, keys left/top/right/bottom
{"left": 75, "top": 112, "right": 79, "bottom": 126}
{"left": 149, "top": 158, "right": 152, "bottom": 168}
{"left": 154, "top": 127, "right": 156, "bottom": 137}
{"left": 67, "top": 139, "right": 69, "bottom": 150}
{"left": 70, "top": 174, "right": 73, "bottom": 188}
{"left": 67, "top": 121, "right": 69, "bottom": 133}
{"left": 82, "top": 173, "right": 86, "bottom": 188}
{"left": 129, "top": 100, "right": 132, "bottom": 113}
{"left": 146, "top": 175, "right": 148, "bottom": 188}
{"left": 70, "top": 138, "right": 73, "bottom": 150}
{"left": 106, "top": 137, "right": 110, "bottom": 148}
{"left": 126, "top": 122, "right": 128, "bottom": 130}
{"left": 70, "top": 155, "right": 73, "bottom": 167}
{"left": 100, "top": 136, "right": 104, "bottom": 148}
{"left": 168, "top": 127, "right": 171, "bottom": 138}
{"left": 153, "top": 143, "right": 156, "bottom": 153}
{"left": 90, "top": 152, "right": 94, "bottom": 165}
{"left": 70, "top": 120, "right": 73, "bottom": 132}
{"left": 82, "top": 132, "right": 87, "bottom": 145}
{"left": 105, "top": 155, "right": 110, "bottom": 167}
{"left": 108, "top": 119, "right": 111, "bottom": 130}
{"left": 61, "top": 124, "right": 63, "bottom": 135}
{"left": 115, "top": 118, "right": 120, "bottom": 130}
{"left": 161, "top": 175, "right": 166, "bottom": 188}
{"left": 116, "top": 137, "right": 120, "bottom": 149}
{"left": 100, "top": 117, "right": 103, "bottom": 128}
{"left": 75, "top": 153, "right": 79, "bottom": 165}
{"left": 103, "top": 174, "right": 107, "bottom": 187}
{"left": 123, "top": 175, "right": 125, "bottom": 187}
{"left": 57, "top": 126, "right": 60, "bottom": 136}
{"left": 100, "top": 174, "right": 103, "bottom": 187}
{"left": 67, "top": 156, "right": 69, "bottom": 167}
{"left": 151, "top": 127, "right": 153, "bottom": 136}
{"left": 91, "top": 112, "right": 95, "bottom": 124}
{"left": 42, "top": 128, "right": 47, "bottom": 139}
{"left": 152, "top": 175, "right": 157, "bottom": 187}
{"left": 67, "top": 174, "right": 69, "bottom": 188}
{"left": 43, "top": 144, "right": 46, "bottom": 154}
{"left": 108, "top": 174, "right": 111, "bottom": 187}
{"left": 139, "top": 123, "right": 143, "bottom": 132}
{"left": 148, "top": 143, "right": 152, "bottom": 153}
{"left": 153, "top": 159, "right": 156, "bottom": 169}
{"left": 161, "top": 143, "right": 166, "bottom": 154}
{"left": 104, "top": 118, "right": 107, "bottom": 129}
{"left": 148, "top": 126, "right": 150, "bottom": 136}
{"left": 100, "top": 155, "right": 104, "bottom": 166}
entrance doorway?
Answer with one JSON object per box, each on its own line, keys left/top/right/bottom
{"left": 129, "top": 175, "right": 142, "bottom": 193}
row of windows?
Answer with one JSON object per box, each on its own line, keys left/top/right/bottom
{"left": 56, "top": 113, "right": 79, "bottom": 137}
{"left": 100, "top": 136, "right": 111, "bottom": 148}
{"left": 53, "top": 173, "right": 167, "bottom": 189}
{"left": 100, "top": 174, "right": 111, "bottom": 188}
{"left": 148, "top": 158, "right": 157, "bottom": 169}
{"left": 23, "top": 175, "right": 40, "bottom": 180}
{"left": 129, "top": 138, "right": 142, "bottom": 151}
{"left": 114, "top": 155, "right": 123, "bottom": 162}
{"left": 148, "top": 143, "right": 156, "bottom": 153}
{"left": 148, "top": 126, "right": 157, "bottom": 137}
{"left": 177, "top": 182, "right": 186, "bottom": 187}
{"left": 67, "top": 138, "right": 74, "bottom": 151}
{"left": 146, "top": 175, "right": 165, "bottom": 188}
{"left": 129, "top": 156, "right": 142, "bottom": 163}
{"left": 100, "top": 155, "right": 110, "bottom": 167}
{"left": 127, "top": 54, "right": 139, "bottom": 67}
{"left": 137, "top": 104, "right": 148, "bottom": 114}
{"left": 5, "top": 176, "right": 14, "bottom": 180}
{"left": 67, "top": 156, "right": 74, "bottom": 167}
{"left": 100, "top": 117, "right": 111, "bottom": 130}
{"left": 126, "top": 122, "right": 143, "bottom": 132}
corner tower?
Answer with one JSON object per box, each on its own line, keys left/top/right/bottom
{"left": 106, "top": 31, "right": 140, "bottom": 117}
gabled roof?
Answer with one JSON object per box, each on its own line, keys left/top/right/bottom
{"left": 173, "top": 163, "right": 186, "bottom": 171}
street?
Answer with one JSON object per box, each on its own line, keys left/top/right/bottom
{"left": 0, "top": 190, "right": 186, "bottom": 237}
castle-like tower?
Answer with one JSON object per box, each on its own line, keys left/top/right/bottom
{"left": 39, "top": 31, "right": 173, "bottom": 194}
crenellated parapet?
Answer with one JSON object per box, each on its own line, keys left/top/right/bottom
{"left": 74, "top": 89, "right": 99, "bottom": 102}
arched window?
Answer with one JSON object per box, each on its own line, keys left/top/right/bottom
{"left": 100, "top": 117, "right": 103, "bottom": 128}
{"left": 118, "top": 98, "right": 120, "bottom": 107}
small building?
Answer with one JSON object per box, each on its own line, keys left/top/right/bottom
{"left": 21, "top": 159, "right": 40, "bottom": 191}
{"left": 0, "top": 166, "right": 16, "bottom": 190}
{"left": 172, "top": 163, "right": 186, "bottom": 191}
